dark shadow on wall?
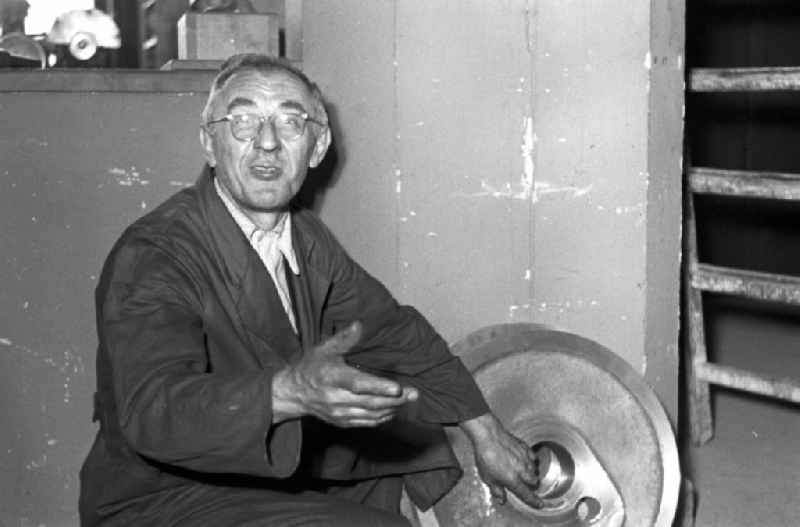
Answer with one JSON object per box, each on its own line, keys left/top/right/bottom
{"left": 681, "top": 2, "right": 800, "bottom": 523}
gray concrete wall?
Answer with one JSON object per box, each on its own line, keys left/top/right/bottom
{"left": 0, "top": 91, "right": 208, "bottom": 526}
{"left": 303, "top": 0, "right": 684, "bottom": 418}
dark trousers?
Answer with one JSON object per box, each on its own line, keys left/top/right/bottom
{"left": 89, "top": 475, "right": 411, "bottom": 527}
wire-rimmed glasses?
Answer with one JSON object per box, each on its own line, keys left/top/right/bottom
{"left": 205, "top": 112, "right": 325, "bottom": 142}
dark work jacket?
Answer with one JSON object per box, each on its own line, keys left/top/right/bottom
{"left": 79, "top": 167, "right": 489, "bottom": 525}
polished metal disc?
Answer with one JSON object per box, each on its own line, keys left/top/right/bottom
{"left": 432, "top": 324, "right": 680, "bottom": 527}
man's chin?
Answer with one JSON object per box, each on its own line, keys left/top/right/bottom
{"left": 242, "top": 194, "right": 291, "bottom": 214}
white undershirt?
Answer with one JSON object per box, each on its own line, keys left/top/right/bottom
{"left": 214, "top": 177, "right": 299, "bottom": 333}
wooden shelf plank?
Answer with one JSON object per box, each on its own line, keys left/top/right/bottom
{"left": 0, "top": 69, "right": 216, "bottom": 93}
{"left": 690, "top": 263, "right": 800, "bottom": 305}
{"left": 690, "top": 67, "right": 800, "bottom": 92}
{"left": 689, "top": 166, "right": 800, "bottom": 200}
{"left": 696, "top": 362, "right": 800, "bottom": 403}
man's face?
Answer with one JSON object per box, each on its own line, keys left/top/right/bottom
{"left": 201, "top": 69, "right": 330, "bottom": 216}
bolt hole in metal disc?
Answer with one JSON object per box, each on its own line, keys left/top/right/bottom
{"left": 433, "top": 324, "right": 680, "bottom": 527}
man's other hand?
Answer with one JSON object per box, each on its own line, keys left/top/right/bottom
{"left": 271, "top": 321, "right": 419, "bottom": 427}
{"left": 460, "top": 413, "right": 544, "bottom": 510}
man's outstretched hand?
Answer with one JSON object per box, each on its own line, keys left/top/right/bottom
{"left": 461, "top": 413, "right": 544, "bottom": 510}
{"left": 271, "top": 321, "right": 418, "bottom": 427}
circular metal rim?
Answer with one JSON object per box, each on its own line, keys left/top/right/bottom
{"left": 450, "top": 323, "right": 681, "bottom": 527}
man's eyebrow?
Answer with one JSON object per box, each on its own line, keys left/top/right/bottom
{"left": 278, "top": 101, "right": 308, "bottom": 114}
{"left": 226, "top": 97, "right": 257, "bottom": 112}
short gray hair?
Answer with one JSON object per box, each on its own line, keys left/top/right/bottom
{"left": 201, "top": 54, "right": 328, "bottom": 126}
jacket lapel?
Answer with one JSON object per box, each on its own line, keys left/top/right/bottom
{"left": 236, "top": 256, "right": 302, "bottom": 363}
{"left": 197, "top": 166, "right": 302, "bottom": 365}
{"left": 289, "top": 218, "right": 332, "bottom": 350}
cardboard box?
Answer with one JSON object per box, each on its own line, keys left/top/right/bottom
{"left": 177, "top": 13, "right": 279, "bottom": 60}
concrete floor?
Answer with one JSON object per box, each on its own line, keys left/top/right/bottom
{"left": 683, "top": 297, "right": 800, "bottom": 527}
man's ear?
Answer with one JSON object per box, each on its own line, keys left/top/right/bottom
{"left": 308, "top": 126, "right": 331, "bottom": 169}
{"left": 199, "top": 126, "right": 217, "bottom": 167}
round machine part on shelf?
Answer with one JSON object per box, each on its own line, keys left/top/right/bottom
{"left": 432, "top": 324, "right": 680, "bottom": 527}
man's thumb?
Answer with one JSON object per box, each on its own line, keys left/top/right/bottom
{"left": 324, "top": 321, "right": 363, "bottom": 355}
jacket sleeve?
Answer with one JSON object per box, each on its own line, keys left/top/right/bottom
{"left": 97, "top": 237, "right": 301, "bottom": 478}
{"left": 307, "top": 217, "right": 490, "bottom": 424}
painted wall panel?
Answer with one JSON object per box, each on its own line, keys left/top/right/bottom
{"left": 0, "top": 92, "right": 207, "bottom": 526}
{"left": 394, "top": 1, "right": 534, "bottom": 342}
{"left": 645, "top": 0, "right": 685, "bottom": 419}
{"left": 302, "top": 1, "right": 400, "bottom": 293}
{"left": 529, "top": 0, "right": 650, "bottom": 371}
{"left": 303, "top": 0, "right": 683, "bottom": 420}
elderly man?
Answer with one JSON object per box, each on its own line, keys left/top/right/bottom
{"left": 79, "top": 54, "right": 540, "bottom": 526}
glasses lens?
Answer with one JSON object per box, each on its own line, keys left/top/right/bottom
{"left": 229, "top": 114, "right": 261, "bottom": 141}
{"left": 226, "top": 113, "right": 309, "bottom": 141}
{"left": 273, "top": 113, "right": 306, "bottom": 140}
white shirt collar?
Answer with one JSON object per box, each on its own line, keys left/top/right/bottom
{"left": 214, "top": 176, "right": 300, "bottom": 275}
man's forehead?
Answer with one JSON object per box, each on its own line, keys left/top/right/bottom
{"left": 225, "top": 97, "right": 306, "bottom": 113}
{"left": 220, "top": 69, "right": 311, "bottom": 102}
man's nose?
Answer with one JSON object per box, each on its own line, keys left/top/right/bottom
{"left": 254, "top": 119, "right": 280, "bottom": 151}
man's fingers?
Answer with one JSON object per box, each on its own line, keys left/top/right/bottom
{"left": 332, "top": 405, "right": 398, "bottom": 421}
{"left": 401, "top": 386, "right": 419, "bottom": 402}
{"left": 339, "top": 388, "right": 409, "bottom": 410}
{"left": 348, "top": 369, "right": 402, "bottom": 397}
{"left": 519, "top": 465, "right": 539, "bottom": 487}
{"left": 319, "top": 321, "right": 363, "bottom": 355}
{"left": 509, "top": 482, "right": 543, "bottom": 510}
{"left": 488, "top": 483, "right": 506, "bottom": 504}
{"left": 333, "top": 407, "right": 397, "bottom": 428}
{"left": 339, "top": 416, "right": 394, "bottom": 428}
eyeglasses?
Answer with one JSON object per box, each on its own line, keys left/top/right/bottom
{"left": 205, "top": 112, "right": 325, "bottom": 142}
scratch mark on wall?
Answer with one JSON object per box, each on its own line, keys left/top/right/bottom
{"left": 0, "top": 340, "right": 86, "bottom": 406}
{"left": 521, "top": 116, "right": 535, "bottom": 197}
{"left": 23, "top": 137, "right": 48, "bottom": 147}
{"left": 532, "top": 181, "right": 593, "bottom": 202}
{"left": 644, "top": 51, "right": 652, "bottom": 69}
{"left": 508, "top": 303, "right": 531, "bottom": 318}
{"left": 457, "top": 179, "right": 593, "bottom": 203}
{"left": 614, "top": 203, "right": 645, "bottom": 215}
{"left": 452, "top": 116, "right": 591, "bottom": 203}
{"left": 524, "top": 269, "right": 532, "bottom": 281}
{"left": 426, "top": 232, "right": 438, "bottom": 237}
{"left": 536, "top": 299, "right": 600, "bottom": 314}
{"left": 26, "top": 453, "right": 48, "bottom": 470}
{"left": 169, "top": 180, "right": 192, "bottom": 187}
{"left": 109, "top": 166, "right": 151, "bottom": 187}
{"left": 613, "top": 202, "right": 646, "bottom": 225}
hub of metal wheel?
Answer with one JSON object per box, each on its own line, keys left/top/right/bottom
{"left": 432, "top": 324, "right": 680, "bottom": 527}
